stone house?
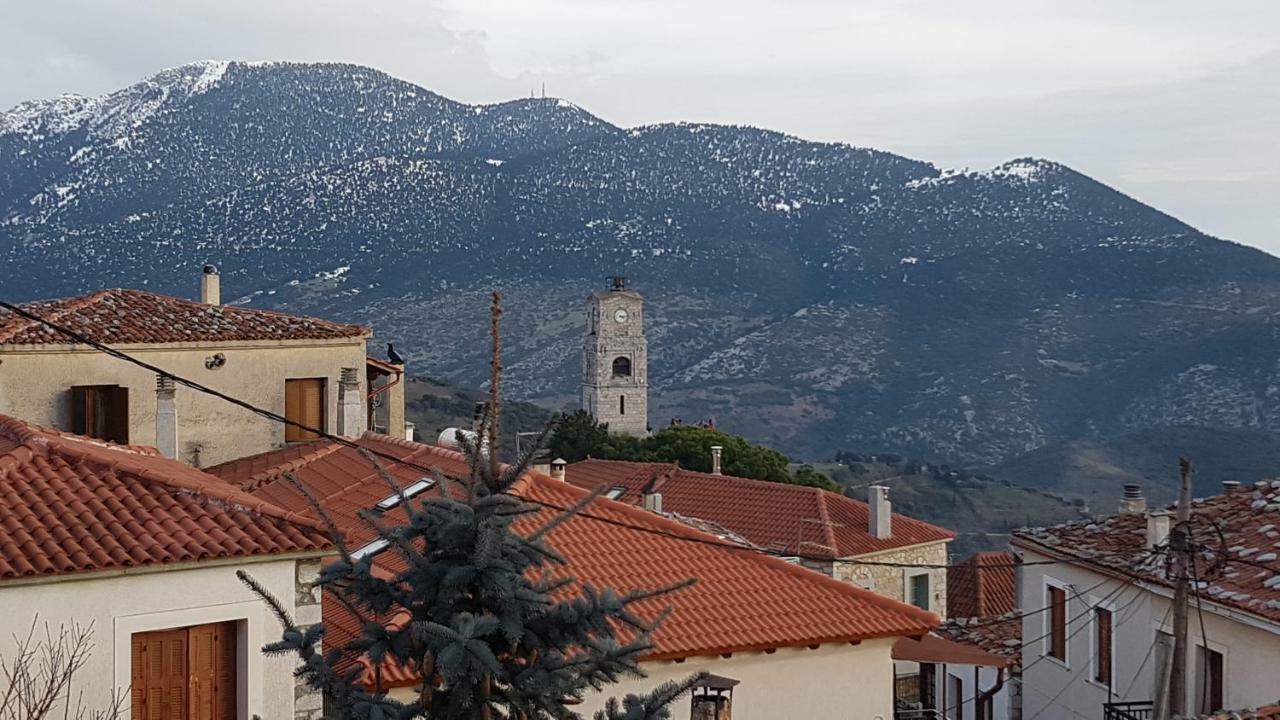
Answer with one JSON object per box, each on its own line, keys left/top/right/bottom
{"left": 565, "top": 458, "right": 955, "bottom": 613}
{"left": 1013, "top": 483, "right": 1280, "bottom": 720}
{"left": 0, "top": 414, "right": 333, "bottom": 720}
{"left": 208, "top": 433, "right": 944, "bottom": 720}
{"left": 0, "top": 269, "right": 405, "bottom": 468}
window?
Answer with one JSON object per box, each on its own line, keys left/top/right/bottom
{"left": 611, "top": 356, "right": 632, "bottom": 378}
{"left": 1046, "top": 584, "right": 1067, "bottom": 662}
{"left": 70, "top": 385, "right": 129, "bottom": 443}
{"left": 374, "top": 478, "right": 437, "bottom": 511}
{"left": 285, "top": 378, "right": 326, "bottom": 442}
{"left": 619, "top": 394, "right": 626, "bottom": 416}
{"left": 948, "top": 674, "right": 965, "bottom": 720}
{"left": 131, "top": 621, "right": 237, "bottom": 720}
{"left": 605, "top": 487, "right": 626, "bottom": 500}
{"left": 1195, "top": 645, "right": 1224, "bottom": 714}
{"left": 1094, "top": 606, "right": 1113, "bottom": 686}
{"left": 908, "top": 572, "right": 930, "bottom": 610}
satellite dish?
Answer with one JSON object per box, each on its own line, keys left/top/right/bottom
{"left": 437, "top": 427, "right": 479, "bottom": 450}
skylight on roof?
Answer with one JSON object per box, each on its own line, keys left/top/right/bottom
{"left": 605, "top": 487, "right": 626, "bottom": 500}
{"left": 374, "top": 477, "right": 436, "bottom": 510}
{"left": 350, "top": 538, "right": 389, "bottom": 561}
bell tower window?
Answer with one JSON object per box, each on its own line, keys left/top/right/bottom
{"left": 612, "top": 356, "right": 632, "bottom": 378}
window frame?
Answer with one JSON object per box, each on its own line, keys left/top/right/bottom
{"left": 904, "top": 569, "right": 931, "bottom": 612}
{"left": 1043, "top": 578, "right": 1070, "bottom": 666}
{"left": 1195, "top": 642, "right": 1226, "bottom": 714}
{"left": 69, "top": 384, "right": 130, "bottom": 444}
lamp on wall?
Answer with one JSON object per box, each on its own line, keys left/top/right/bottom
{"left": 204, "top": 353, "right": 227, "bottom": 370}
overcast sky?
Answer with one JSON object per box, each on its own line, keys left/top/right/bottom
{"left": 3, "top": 0, "right": 1277, "bottom": 253}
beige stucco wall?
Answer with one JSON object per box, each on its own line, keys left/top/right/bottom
{"left": 388, "top": 637, "right": 899, "bottom": 720}
{"left": 0, "top": 557, "right": 321, "bottom": 720}
{"left": 832, "top": 541, "right": 950, "bottom": 617}
{"left": 0, "top": 338, "right": 367, "bottom": 466}
{"left": 1019, "top": 545, "right": 1280, "bottom": 719}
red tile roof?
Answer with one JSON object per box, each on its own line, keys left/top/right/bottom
{"left": 209, "top": 435, "right": 940, "bottom": 679}
{"left": 1187, "top": 705, "right": 1280, "bottom": 720}
{"left": 892, "top": 631, "right": 1010, "bottom": 668}
{"left": 0, "top": 415, "right": 331, "bottom": 582}
{"left": 1013, "top": 482, "right": 1280, "bottom": 624}
{"left": 947, "top": 551, "right": 1018, "bottom": 619}
{"left": 565, "top": 459, "right": 954, "bottom": 559}
{"left": 0, "top": 289, "right": 369, "bottom": 345}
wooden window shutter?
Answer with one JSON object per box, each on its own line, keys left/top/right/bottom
{"left": 213, "top": 623, "right": 236, "bottom": 720}
{"left": 286, "top": 379, "right": 325, "bottom": 442}
{"left": 1095, "top": 607, "right": 1113, "bottom": 685}
{"left": 1048, "top": 586, "right": 1067, "bottom": 661}
{"left": 107, "top": 385, "right": 130, "bottom": 444}
{"left": 188, "top": 625, "right": 215, "bottom": 720}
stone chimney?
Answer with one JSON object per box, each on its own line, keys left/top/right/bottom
{"left": 710, "top": 445, "right": 723, "bottom": 475}
{"left": 155, "top": 375, "right": 178, "bottom": 459}
{"left": 643, "top": 491, "right": 663, "bottom": 514}
{"left": 337, "top": 368, "right": 365, "bottom": 438}
{"left": 1147, "top": 510, "right": 1173, "bottom": 549}
{"left": 1119, "top": 483, "right": 1147, "bottom": 514}
{"left": 869, "top": 485, "right": 891, "bottom": 539}
{"left": 550, "top": 458, "right": 567, "bottom": 482}
{"left": 200, "top": 265, "right": 220, "bottom": 305}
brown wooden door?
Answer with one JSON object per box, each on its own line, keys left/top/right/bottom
{"left": 285, "top": 378, "right": 325, "bottom": 442}
{"left": 133, "top": 623, "right": 236, "bottom": 720}
{"left": 132, "top": 629, "right": 188, "bottom": 720}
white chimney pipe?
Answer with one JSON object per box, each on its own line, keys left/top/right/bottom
{"left": 710, "top": 445, "right": 723, "bottom": 475}
{"left": 550, "top": 458, "right": 567, "bottom": 482}
{"left": 643, "top": 492, "right": 663, "bottom": 513}
{"left": 201, "top": 265, "right": 221, "bottom": 306}
{"left": 404, "top": 421, "right": 416, "bottom": 442}
{"left": 155, "top": 375, "right": 178, "bottom": 460}
{"left": 869, "top": 485, "right": 891, "bottom": 539}
{"left": 337, "top": 368, "right": 365, "bottom": 438}
{"left": 1147, "top": 511, "right": 1172, "bottom": 549}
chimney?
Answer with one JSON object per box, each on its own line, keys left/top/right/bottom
{"left": 869, "top": 485, "right": 891, "bottom": 539}
{"left": 1147, "top": 510, "right": 1172, "bottom": 549}
{"left": 337, "top": 368, "right": 365, "bottom": 438}
{"left": 1119, "top": 483, "right": 1147, "bottom": 514}
{"left": 643, "top": 491, "right": 663, "bottom": 514}
{"left": 155, "top": 375, "right": 178, "bottom": 459}
{"left": 710, "top": 445, "right": 723, "bottom": 475}
{"left": 200, "top": 264, "right": 220, "bottom": 305}
{"left": 550, "top": 458, "right": 567, "bottom": 482}
{"left": 1222, "top": 480, "right": 1241, "bottom": 494}
{"left": 404, "top": 421, "right": 416, "bottom": 442}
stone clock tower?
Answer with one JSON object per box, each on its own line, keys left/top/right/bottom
{"left": 582, "top": 277, "right": 648, "bottom": 435}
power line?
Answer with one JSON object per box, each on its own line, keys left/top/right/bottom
{"left": 0, "top": 297, "right": 1148, "bottom": 574}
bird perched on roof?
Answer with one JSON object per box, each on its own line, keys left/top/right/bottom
{"left": 387, "top": 343, "right": 405, "bottom": 365}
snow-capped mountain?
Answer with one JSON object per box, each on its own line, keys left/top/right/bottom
{"left": 4, "top": 61, "right": 1280, "bottom": 466}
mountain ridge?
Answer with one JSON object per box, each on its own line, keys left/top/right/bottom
{"left": 3, "top": 60, "right": 1278, "bottom": 474}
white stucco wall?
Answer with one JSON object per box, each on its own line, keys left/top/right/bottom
{"left": 1018, "top": 546, "right": 1280, "bottom": 720}
{"left": 0, "top": 558, "right": 314, "bottom": 720}
{"left": 0, "top": 338, "right": 367, "bottom": 466}
{"left": 932, "top": 663, "right": 1013, "bottom": 720}
{"left": 388, "top": 638, "right": 899, "bottom": 719}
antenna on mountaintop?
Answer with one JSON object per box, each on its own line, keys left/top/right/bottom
{"left": 541, "top": 81, "right": 546, "bottom": 99}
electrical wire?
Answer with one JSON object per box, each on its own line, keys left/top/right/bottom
{"left": 0, "top": 297, "right": 1158, "bottom": 574}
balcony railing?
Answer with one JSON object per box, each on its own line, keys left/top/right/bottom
{"left": 1103, "top": 701, "right": 1154, "bottom": 720}
{"left": 895, "top": 709, "right": 945, "bottom": 720}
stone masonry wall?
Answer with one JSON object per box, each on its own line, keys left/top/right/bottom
{"left": 294, "top": 559, "right": 324, "bottom": 720}
{"left": 832, "top": 541, "right": 950, "bottom": 617}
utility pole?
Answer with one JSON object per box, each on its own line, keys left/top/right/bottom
{"left": 1169, "top": 457, "right": 1194, "bottom": 718}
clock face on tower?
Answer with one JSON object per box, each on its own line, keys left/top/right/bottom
{"left": 613, "top": 308, "right": 629, "bottom": 324}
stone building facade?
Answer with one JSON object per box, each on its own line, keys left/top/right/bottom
{"left": 829, "top": 541, "right": 950, "bottom": 617}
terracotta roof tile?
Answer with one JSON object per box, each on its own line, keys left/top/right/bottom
{"left": 565, "top": 459, "right": 954, "bottom": 559}
{"left": 0, "top": 415, "right": 331, "bottom": 582}
{"left": 0, "top": 289, "right": 368, "bottom": 345}
{"left": 1013, "top": 483, "right": 1280, "bottom": 624}
{"left": 209, "top": 435, "right": 939, "bottom": 679}
{"left": 1186, "top": 705, "right": 1280, "bottom": 720}
{"left": 947, "top": 551, "right": 1018, "bottom": 619}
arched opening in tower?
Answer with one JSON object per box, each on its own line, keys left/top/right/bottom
{"left": 612, "top": 356, "right": 632, "bottom": 378}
